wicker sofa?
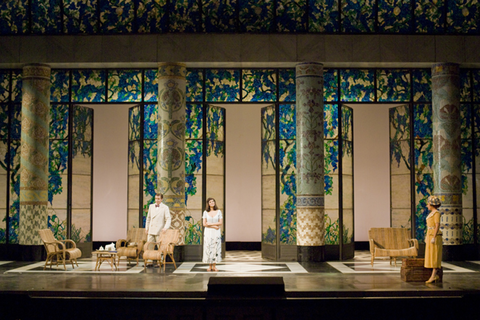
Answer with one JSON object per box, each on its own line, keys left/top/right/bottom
{"left": 368, "top": 228, "right": 418, "bottom": 267}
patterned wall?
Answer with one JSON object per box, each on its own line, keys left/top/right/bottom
{"left": 1, "top": 0, "right": 480, "bottom": 34}
{"left": 0, "top": 67, "right": 479, "bottom": 245}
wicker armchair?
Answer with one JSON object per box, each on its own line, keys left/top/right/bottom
{"left": 143, "top": 229, "right": 180, "bottom": 271}
{"left": 158, "top": 229, "right": 180, "bottom": 271}
{"left": 116, "top": 228, "right": 147, "bottom": 266}
{"left": 38, "top": 229, "right": 82, "bottom": 270}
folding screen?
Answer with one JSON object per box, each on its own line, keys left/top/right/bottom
{"left": 128, "top": 104, "right": 225, "bottom": 260}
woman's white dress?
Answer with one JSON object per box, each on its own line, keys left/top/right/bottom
{"left": 202, "top": 210, "right": 222, "bottom": 264}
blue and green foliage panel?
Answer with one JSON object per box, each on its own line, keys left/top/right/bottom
{"left": 1, "top": 0, "right": 480, "bottom": 34}
{"left": 390, "top": 102, "right": 479, "bottom": 243}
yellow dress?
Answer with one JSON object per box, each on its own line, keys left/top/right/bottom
{"left": 424, "top": 210, "right": 442, "bottom": 268}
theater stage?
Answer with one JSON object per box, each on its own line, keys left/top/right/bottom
{"left": 1, "top": 251, "right": 479, "bottom": 319}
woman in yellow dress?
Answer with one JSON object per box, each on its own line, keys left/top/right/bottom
{"left": 424, "top": 195, "right": 442, "bottom": 283}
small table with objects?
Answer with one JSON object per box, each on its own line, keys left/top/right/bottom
{"left": 92, "top": 250, "right": 118, "bottom": 271}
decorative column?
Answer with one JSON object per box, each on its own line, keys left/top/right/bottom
{"left": 296, "top": 62, "right": 325, "bottom": 262}
{"left": 431, "top": 63, "right": 463, "bottom": 260}
{"left": 157, "top": 63, "right": 186, "bottom": 256}
{"left": 19, "top": 64, "right": 51, "bottom": 260}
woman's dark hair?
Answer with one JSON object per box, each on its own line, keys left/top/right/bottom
{"left": 431, "top": 204, "right": 441, "bottom": 209}
{"left": 205, "top": 197, "right": 218, "bottom": 212}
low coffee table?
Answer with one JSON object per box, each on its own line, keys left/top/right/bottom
{"left": 92, "top": 250, "right": 118, "bottom": 271}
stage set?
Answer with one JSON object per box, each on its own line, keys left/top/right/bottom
{"left": 2, "top": 1, "right": 480, "bottom": 319}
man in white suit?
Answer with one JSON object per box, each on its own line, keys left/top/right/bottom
{"left": 145, "top": 193, "right": 171, "bottom": 243}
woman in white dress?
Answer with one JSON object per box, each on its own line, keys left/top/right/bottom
{"left": 202, "top": 197, "right": 223, "bottom": 272}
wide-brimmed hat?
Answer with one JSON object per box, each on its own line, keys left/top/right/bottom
{"left": 427, "top": 195, "right": 441, "bottom": 206}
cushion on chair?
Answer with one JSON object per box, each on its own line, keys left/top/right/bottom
{"left": 66, "top": 248, "right": 82, "bottom": 260}
{"left": 117, "top": 247, "right": 138, "bottom": 258}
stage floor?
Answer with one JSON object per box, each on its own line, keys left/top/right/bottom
{"left": 1, "top": 250, "right": 480, "bottom": 299}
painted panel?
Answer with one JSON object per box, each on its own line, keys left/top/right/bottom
{"left": 206, "top": 174, "right": 224, "bottom": 209}
{"left": 460, "top": 70, "right": 471, "bottom": 102}
{"left": 63, "top": 0, "right": 98, "bottom": 34}
{"left": 206, "top": 105, "right": 225, "bottom": 141}
{"left": 202, "top": 0, "right": 237, "bottom": 32}
{"left": 144, "top": 69, "right": 159, "bottom": 102}
{"left": 324, "top": 104, "right": 338, "bottom": 139}
{"left": 342, "top": 106, "right": 353, "bottom": 142}
{"left": 170, "top": 0, "right": 201, "bottom": 32}
{"left": 414, "top": 0, "right": 445, "bottom": 33}
{"left": 71, "top": 209, "right": 92, "bottom": 242}
{"left": 11, "top": 71, "right": 22, "bottom": 103}
{"left": 473, "top": 70, "right": 480, "bottom": 102}
{"left": 206, "top": 141, "right": 224, "bottom": 175}
{"left": 279, "top": 69, "right": 296, "bottom": 102}
{"left": 129, "top": 106, "right": 141, "bottom": 141}
{"left": 239, "top": 0, "right": 274, "bottom": 32}
{"left": 99, "top": 0, "right": 134, "bottom": 34}
{"left": 340, "top": 69, "right": 375, "bottom": 102}
{"left": 137, "top": 0, "right": 168, "bottom": 33}
{"left": 128, "top": 209, "right": 139, "bottom": 229}
{"left": 144, "top": 104, "right": 158, "bottom": 140}
{"left": 324, "top": 69, "right": 339, "bottom": 102}
{"left": 242, "top": 69, "right": 277, "bottom": 102}
{"left": 8, "top": 140, "right": 21, "bottom": 244}
{"left": 205, "top": 69, "right": 240, "bottom": 102}
{"left": 0, "top": 0, "right": 28, "bottom": 34}
{"left": 143, "top": 139, "right": 158, "bottom": 205}
{"left": 31, "top": 0, "right": 62, "bottom": 34}
{"left": 185, "top": 208, "right": 203, "bottom": 245}
{"left": 51, "top": 70, "right": 70, "bottom": 103}
{"left": 276, "top": 0, "right": 307, "bottom": 33}
{"left": 185, "top": 140, "right": 203, "bottom": 202}
{"left": 72, "top": 70, "right": 106, "bottom": 102}
{"left": 0, "top": 139, "right": 7, "bottom": 243}
{"left": 186, "top": 104, "right": 203, "bottom": 140}
{"left": 108, "top": 69, "right": 142, "bottom": 102}
{"left": 128, "top": 141, "right": 140, "bottom": 176}
{"left": 377, "top": 69, "right": 411, "bottom": 102}
{"left": 279, "top": 174, "right": 296, "bottom": 245}
{"left": 279, "top": 104, "right": 296, "bottom": 140}
{"left": 186, "top": 70, "right": 204, "bottom": 102}
{"left": 447, "top": 0, "right": 480, "bottom": 34}
{"left": 0, "top": 71, "right": 9, "bottom": 102}
{"left": 412, "top": 69, "right": 432, "bottom": 102}
{"left": 341, "top": 0, "right": 376, "bottom": 33}
{"left": 308, "top": 0, "right": 339, "bottom": 32}
{"left": 325, "top": 210, "right": 339, "bottom": 244}
{"left": 413, "top": 104, "right": 432, "bottom": 241}
{"left": 378, "top": 0, "right": 412, "bottom": 33}
{"left": 262, "top": 209, "right": 276, "bottom": 245}
{"left": 390, "top": 105, "right": 412, "bottom": 229}
{"left": 262, "top": 106, "right": 276, "bottom": 141}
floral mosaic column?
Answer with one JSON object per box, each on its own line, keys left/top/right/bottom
{"left": 157, "top": 63, "right": 186, "bottom": 247}
{"left": 432, "top": 63, "right": 463, "bottom": 260}
{"left": 19, "top": 64, "right": 51, "bottom": 252}
{"left": 296, "top": 62, "right": 325, "bottom": 262}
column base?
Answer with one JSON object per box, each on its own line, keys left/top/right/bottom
{"left": 442, "top": 245, "right": 464, "bottom": 261}
{"left": 297, "top": 245, "right": 325, "bottom": 262}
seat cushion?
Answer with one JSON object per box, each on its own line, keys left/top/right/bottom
{"left": 66, "top": 248, "right": 82, "bottom": 260}
{"left": 143, "top": 250, "right": 162, "bottom": 261}
{"left": 117, "top": 247, "right": 138, "bottom": 258}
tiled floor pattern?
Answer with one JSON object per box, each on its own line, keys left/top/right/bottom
{"left": 2, "top": 250, "right": 479, "bottom": 275}
{"left": 328, "top": 251, "right": 476, "bottom": 274}
{"left": 174, "top": 262, "right": 308, "bottom": 274}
